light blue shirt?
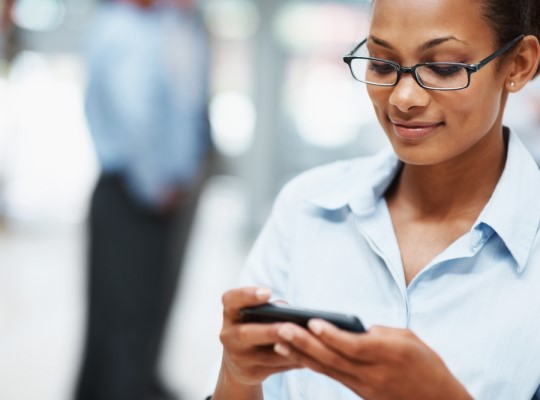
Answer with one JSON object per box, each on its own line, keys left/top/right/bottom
{"left": 83, "top": 3, "right": 209, "bottom": 207}
{"left": 240, "top": 129, "right": 540, "bottom": 399}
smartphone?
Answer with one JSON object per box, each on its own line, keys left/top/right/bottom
{"left": 240, "top": 303, "right": 366, "bottom": 333}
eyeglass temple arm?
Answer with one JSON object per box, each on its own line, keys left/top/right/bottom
{"left": 475, "top": 34, "right": 525, "bottom": 71}
{"left": 345, "top": 38, "right": 368, "bottom": 57}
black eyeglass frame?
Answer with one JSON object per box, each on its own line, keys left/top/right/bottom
{"left": 343, "top": 34, "right": 525, "bottom": 91}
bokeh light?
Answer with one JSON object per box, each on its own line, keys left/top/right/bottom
{"left": 209, "top": 91, "right": 256, "bottom": 157}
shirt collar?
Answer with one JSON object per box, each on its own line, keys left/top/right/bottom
{"left": 475, "top": 129, "right": 540, "bottom": 272}
{"left": 305, "top": 128, "right": 540, "bottom": 272}
{"left": 305, "top": 146, "right": 401, "bottom": 213}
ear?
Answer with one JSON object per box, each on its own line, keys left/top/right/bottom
{"left": 505, "top": 35, "right": 540, "bottom": 92}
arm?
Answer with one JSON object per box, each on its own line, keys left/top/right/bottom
{"left": 212, "top": 360, "right": 263, "bottom": 400}
{"left": 274, "top": 320, "right": 472, "bottom": 400}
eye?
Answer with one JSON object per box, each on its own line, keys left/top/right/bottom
{"left": 426, "top": 63, "right": 463, "bottom": 77}
{"left": 368, "top": 60, "right": 396, "bottom": 75}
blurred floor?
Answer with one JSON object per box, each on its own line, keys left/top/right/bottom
{"left": 0, "top": 175, "right": 250, "bottom": 400}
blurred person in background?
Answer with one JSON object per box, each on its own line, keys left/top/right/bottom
{"left": 74, "top": 0, "right": 212, "bottom": 399}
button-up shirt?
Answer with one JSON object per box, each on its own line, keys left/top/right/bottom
{"left": 240, "top": 128, "right": 540, "bottom": 399}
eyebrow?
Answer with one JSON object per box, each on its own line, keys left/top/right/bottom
{"left": 369, "top": 35, "right": 469, "bottom": 52}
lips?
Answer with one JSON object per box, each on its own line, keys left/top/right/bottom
{"left": 390, "top": 120, "right": 444, "bottom": 140}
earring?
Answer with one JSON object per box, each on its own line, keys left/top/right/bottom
{"left": 510, "top": 82, "right": 516, "bottom": 88}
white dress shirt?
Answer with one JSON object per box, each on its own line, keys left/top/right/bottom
{"left": 240, "top": 128, "right": 540, "bottom": 399}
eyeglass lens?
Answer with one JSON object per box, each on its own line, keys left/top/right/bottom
{"left": 349, "top": 59, "right": 470, "bottom": 89}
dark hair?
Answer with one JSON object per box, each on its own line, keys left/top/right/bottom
{"left": 480, "top": 0, "right": 540, "bottom": 77}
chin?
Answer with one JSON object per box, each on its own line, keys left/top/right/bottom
{"left": 389, "top": 141, "right": 453, "bottom": 166}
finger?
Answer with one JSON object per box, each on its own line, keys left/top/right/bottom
{"left": 310, "top": 322, "right": 423, "bottom": 365}
{"left": 307, "top": 319, "right": 387, "bottom": 363}
{"left": 223, "top": 345, "right": 302, "bottom": 386}
{"left": 275, "top": 344, "right": 376, "bottom": 400}
{"left": 275, "top": 323, "right": 360, "bottom": 377}
{"left": 222, "top": 287, "right": 272, "bottom": 322}
{"left": 229, "top": 345, "right": 302, "bottom": 370}
{"left": 227, "top": 322, "right": 285, "bottom": 347}
{"left": 274, "top": 342, "right": 364, "bottom": 387}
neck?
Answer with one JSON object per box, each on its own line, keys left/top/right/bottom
{"left": 386, "top": 125, "right": 507, "bottom": 219}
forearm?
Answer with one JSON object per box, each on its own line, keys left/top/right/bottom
{"left": 211, "top": 361, "right": 264, "bottom": 400}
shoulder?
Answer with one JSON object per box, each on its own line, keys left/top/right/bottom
{"left": 275, "top": 150, "right": 393, "bottom": 209}
{"left": 282, "top": 159, "right": 362, "bottom": 193}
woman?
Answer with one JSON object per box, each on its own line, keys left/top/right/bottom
{"left": 211, "top": 0, "right": 540, "bottom": 398}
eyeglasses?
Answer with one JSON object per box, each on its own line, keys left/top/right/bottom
{"left": 343, "top": 35, "right": 524, "bottom": 91}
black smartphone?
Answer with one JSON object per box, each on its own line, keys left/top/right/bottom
{"left": 240, "top": 303, "right": 366, "bottom": 333}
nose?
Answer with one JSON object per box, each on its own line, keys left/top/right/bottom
{"left": 388, "top": 73, "right": 430, "bottom": 112}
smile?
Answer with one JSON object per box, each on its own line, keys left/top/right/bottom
{"left": 391, "top": 121, "right": 444, "bottom": 140}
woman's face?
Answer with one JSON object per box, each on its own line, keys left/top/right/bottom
{"left": 367, "top": 0, "right": 510, "bottom": 166}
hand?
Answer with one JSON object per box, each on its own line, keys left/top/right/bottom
{"left": 274, "top": 320, "right": 472, "bottom": 400}
{"left": 158, "top": 186, "right": 187, "bottom": 215}
{"left": 218, "top": 287, "right": 302, "bottom": 387}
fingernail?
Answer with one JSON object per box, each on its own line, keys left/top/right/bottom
{"left": 274, "top": 343, "right": 290, "bottom": 357}
{"left": 255, "top": 288, "right": 271, "bottom": 300}
{"left": 308, "top": 319, "right": 324, "bottom": 335}
{"left": 278, "top": 326, "right": 294, "bottom": 341}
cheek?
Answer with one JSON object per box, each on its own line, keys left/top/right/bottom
{"left": 446, "top": 84, "right": 502, "bottom": 134}
{"left": 448, "top": 92, "right": 476, "bottom": 123}
{"left": 366, "top": 87, "right": 390, "bottom": 121}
